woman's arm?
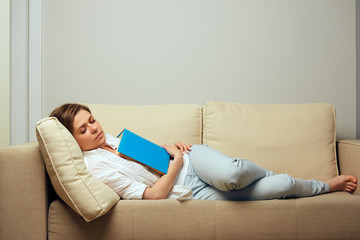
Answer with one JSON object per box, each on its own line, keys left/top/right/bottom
{"left": 142, "top": 144, "right": 184, "bottom": 200}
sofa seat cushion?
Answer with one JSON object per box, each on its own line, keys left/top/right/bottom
{"left": 48, "top": 199, "right": 217, "bottom": 240}
{"left": 48, "top": 193, "right": 360, "bottom": 240}
{"left": 203, "top": 102, "right": 338, "bottom": 181}
{"left": 294, "top": 192, "right": 360, "bottom": 239}
{"left": 216, "top": 192, "right": 360, "bottom": 240}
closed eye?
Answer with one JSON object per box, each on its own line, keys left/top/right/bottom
{"left": 80, "top": 127, "right": 86, "bottom": 134}
{"left": 89, "top": 115, "right": 96, "bottom": 123}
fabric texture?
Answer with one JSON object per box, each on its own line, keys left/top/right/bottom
{"left": 36, "top": 117, "right": 120, "bottom": 222}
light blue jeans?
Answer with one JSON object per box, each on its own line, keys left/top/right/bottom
{"left": 184, "top": 145, "right": 330, "bottom": 200}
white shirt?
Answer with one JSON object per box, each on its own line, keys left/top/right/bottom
{"left": 83, "top": 134, "right": 192, "bottom": 200}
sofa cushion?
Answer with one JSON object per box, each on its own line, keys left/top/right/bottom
{"left": 203, "top": 102, "right": 338, "bottom": 181}
{"left": 36, "top": 117, "right": 120, "bottom": 222}
{"left": 48, "top": 199, "right": 217, "bottom": 240}
{"left": 87, "top": 103, "right": 202, "bottom": 145}
{"left": 48, "top": 193, "right": 360, "bottom": 240}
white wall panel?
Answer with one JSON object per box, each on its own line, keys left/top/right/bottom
{"left": 11, "top": 0, "right": 29, "bottom": 145}
{"left": 0, "top": 0, "right": 10, "bottom": 147}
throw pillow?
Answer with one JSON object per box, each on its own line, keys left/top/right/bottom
{"left": 36, "top": 117, "right": 119, "bottom": 222}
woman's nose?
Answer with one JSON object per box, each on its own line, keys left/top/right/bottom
{"left": 89, "top": 124, "right": 98, "bottom": 133}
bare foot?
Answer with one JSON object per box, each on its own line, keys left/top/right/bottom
{"left": 325, "top": 175, "right": 357, "bottom": 193}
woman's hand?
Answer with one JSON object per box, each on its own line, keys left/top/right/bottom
{"left": 174, "top": 142, "right": 192, "bottom": 154}
{"left": 161, "top": 144, "right": 182, "bottom": 158}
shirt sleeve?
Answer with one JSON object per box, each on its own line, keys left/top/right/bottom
{"left": 89, "top": 160, "right": 148, "bottom": 200}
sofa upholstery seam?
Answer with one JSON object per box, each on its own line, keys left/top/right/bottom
{"left": 203, "top": 104, "right": 207, "bottom": 145}
{"left": 331, "top": 105, "right": 340, "bottom": 176}
{"left": 200, "top": 105, "right": 203, "bottom": 145}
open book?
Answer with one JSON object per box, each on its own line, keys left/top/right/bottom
{"left": 117, "top": 129, "right": 170, "bottom": 175}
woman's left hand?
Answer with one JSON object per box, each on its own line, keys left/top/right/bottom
{"left": 174, "top": 142, "right": 192, "bottom": 154}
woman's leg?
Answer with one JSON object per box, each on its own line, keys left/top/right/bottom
{"left": 190, "top": 174, "right": 358, "bottom": 201}
{"left": 188, "top": 174, "right": 329, "bottom": 201}
{"left": 220, "top": 174, "right": 330, "bottom": 201}
{"left": 186, "top": 146, "right": 329, "bottom": 200}
{"left": 188, "top": 144, "right": 275, "bottom": 191}
{"left": 186, "top": 145, "right": 356, "bottom": 200}
{"left": 207, "top": 174, "right": 357, "bottom": 201}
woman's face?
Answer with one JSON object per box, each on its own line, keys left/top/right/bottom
{"left": 72, "top": 109, "right": 106, "bottom": 151}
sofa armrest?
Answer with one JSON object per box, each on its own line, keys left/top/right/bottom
{"left": 0, "top": 142, "right": 48, "bottom": 240}
{"left": 337, "top": 139, "right": 360, "bottom": 196}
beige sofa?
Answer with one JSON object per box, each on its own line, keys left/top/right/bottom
{"left": 1, "top": 102, "right": 360, "bottom": 240}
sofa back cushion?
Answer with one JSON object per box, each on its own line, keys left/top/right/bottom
{"left": 203, "top": 102, "right": 338, "bottom": 181}
{"left": 87, "top": 103, "right": 202, "bottom": 145}
{"left": 36, "top": 117, "right": 120, "bottom": 222}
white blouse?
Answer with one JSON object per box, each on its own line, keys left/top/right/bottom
{"left": 83, "top": 134, "right": 192, "bottom": 200}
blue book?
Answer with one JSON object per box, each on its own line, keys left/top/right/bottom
{"left": 117, "top": 129, "right": 170, "bottom": 175}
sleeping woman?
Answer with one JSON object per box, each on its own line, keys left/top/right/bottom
{"left": 50, "top": 103, "right": 357, "bottom": 200}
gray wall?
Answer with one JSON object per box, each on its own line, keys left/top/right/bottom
{"left": 43, "top": 0, "right": 356, "bottom": 139}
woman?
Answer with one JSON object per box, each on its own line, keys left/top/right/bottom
{"left": 50, "top": 103, "right": 357, "bottom": 200}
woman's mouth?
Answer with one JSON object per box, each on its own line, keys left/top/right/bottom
{"left": 95, "top": 131, "right": 103, "bottom": 140}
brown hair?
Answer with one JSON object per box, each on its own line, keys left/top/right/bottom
{"left": 50, "top": 103, "right": 91, "bottom": 133}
